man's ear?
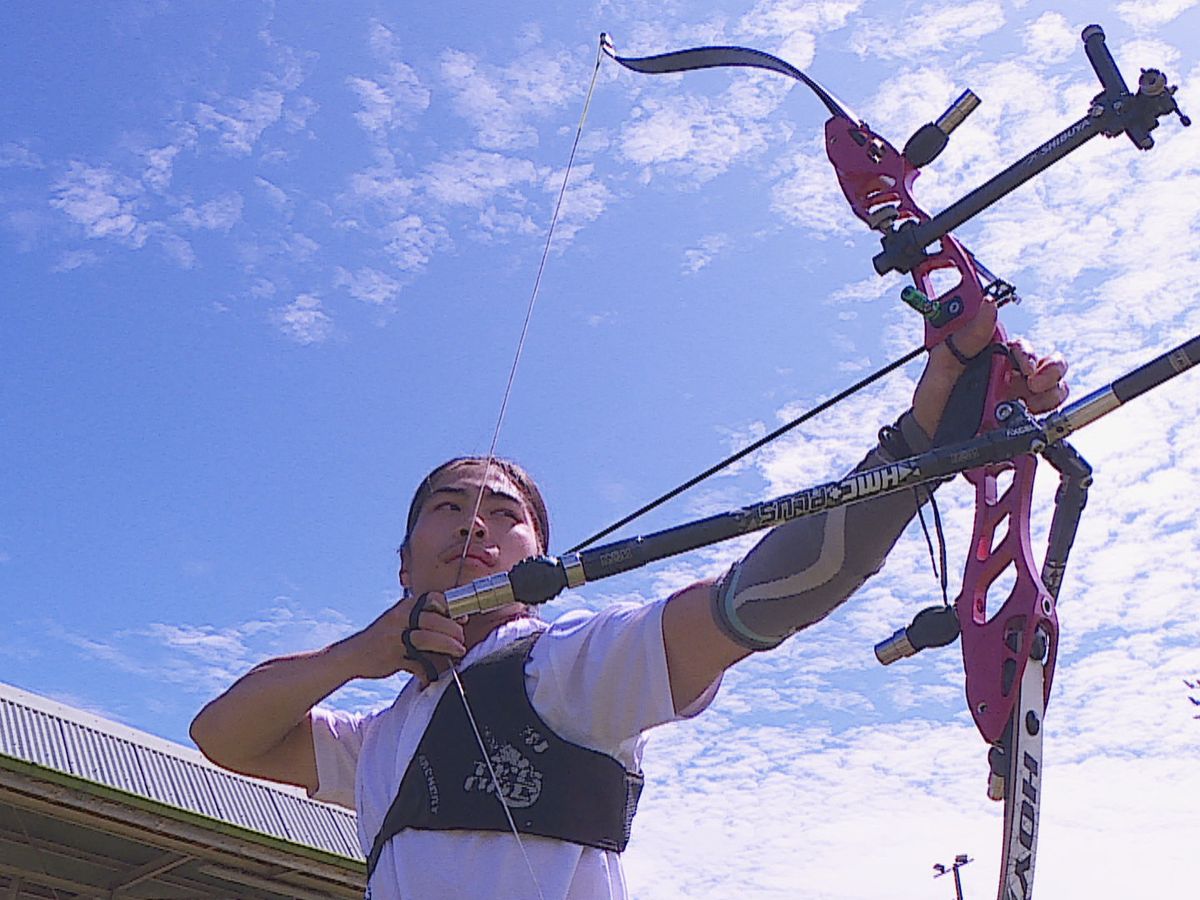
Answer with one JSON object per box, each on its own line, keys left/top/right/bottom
{"left": 398, "top": 544, "right": 410, "bottom": 589}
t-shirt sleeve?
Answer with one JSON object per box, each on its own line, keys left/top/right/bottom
{"left": 527, "top": 599, "right": 720, "bottom": 754}
{"left": 308, "top": 706, "right": 366, "bottom": 811}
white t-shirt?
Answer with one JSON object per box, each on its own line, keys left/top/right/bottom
{"left": 310, "top": 599, "right": 719, "bottom": 900}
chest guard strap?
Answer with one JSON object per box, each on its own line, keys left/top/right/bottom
{"left": 366, "top": 633, "right": 645, "bottom": 879}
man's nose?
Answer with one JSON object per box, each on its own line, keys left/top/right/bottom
{"left": 458, "top": 519, "right": 486, "bottom": 539}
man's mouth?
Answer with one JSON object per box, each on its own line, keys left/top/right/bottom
{"left": 443, "top": 547, "right": 496, "bottom": 567}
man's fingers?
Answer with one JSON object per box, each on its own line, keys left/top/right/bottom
{"left": 404, "top": 628, "right": 467, "bottom": 660}
{"left": 413, "top": 609, "right": 465, "bottom": 643}
{"left": 1004, "top": 339, "right": 1068, "bottom": 413}
{"left": 1025, "top": 381, "right": 1070, "bottom": 414}
{"left": 1027, "top": 354, "right": 1068, "bottom": 394}
{"left": 418, "top": 591, "right": 449, "bottom": 616}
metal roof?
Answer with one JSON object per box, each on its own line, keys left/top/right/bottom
{"left": 0, "top": 680, "right": 363, "bottom": 863}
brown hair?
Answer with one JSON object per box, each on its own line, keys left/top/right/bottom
{"left": 401, "top": 456, "right": 550, "bottom": 555}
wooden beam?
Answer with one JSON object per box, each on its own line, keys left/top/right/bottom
{"left": 108, "top": 850, "right": 191, "bottom": 893}
{"left": 197, "top": 863, "right": 350, "bottom": 900}
{"left": 0, "top": 860, "right": 104, "bottom": 898}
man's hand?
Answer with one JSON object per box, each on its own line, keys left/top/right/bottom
{"left": 1005, "top": 337, "right": 1070, "bottom": 414}
{"left": 344, "top": 592, "right": 467, "bottom": 687}
{"left": 913, "top": 300, "right": 1069, "bottom": 435}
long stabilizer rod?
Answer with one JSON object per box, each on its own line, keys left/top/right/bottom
{"left": 446, "top": 332, "right": 1200, "bottom": 618}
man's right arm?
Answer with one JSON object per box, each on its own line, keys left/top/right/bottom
{"left": 189, "top": 643, "right": 361, "bottom": 792}
{"left": 190, "top": 594, "right": 468, "bottom": 791}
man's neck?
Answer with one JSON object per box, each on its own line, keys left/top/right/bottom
{"left": 462, "top": 603, "right": 531, "bottom": 650}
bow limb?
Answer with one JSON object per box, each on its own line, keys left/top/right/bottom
{"left": 601, "top": 35, "right": 858, "bottom": 121}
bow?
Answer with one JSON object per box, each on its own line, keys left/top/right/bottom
{"left": 435, "top": 23, "right": 1192, "bottom": 900}
{"left": 588, "top": 24, "right": 1188, "bottom": 900}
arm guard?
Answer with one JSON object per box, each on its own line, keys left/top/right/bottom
{"left": 712, "top": 410, "right": 935, "bottom": 650}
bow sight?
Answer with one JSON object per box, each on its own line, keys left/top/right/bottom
{"left": 872, "top": 25, "right": 1189, "bottom": 278}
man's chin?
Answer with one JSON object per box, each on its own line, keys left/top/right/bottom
{"left": 451, "top": 558, "right": 498, "bottom": 583}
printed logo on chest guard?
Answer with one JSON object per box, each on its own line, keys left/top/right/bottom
{"left": 463, "top": 726, "right": 544, "bottom": 808}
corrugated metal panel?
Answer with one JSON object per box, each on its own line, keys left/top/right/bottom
{"left": 0, "top": 683, "right": 364, "bottom": 860}
{"left": 205, "top": 762, "right": 291, "bottom": 837}
{"left": 66, "top": 722, "right": 148, "bottom": 797}
{"left": 0, "top": 700, "right": 71, "bottom": 771}
{"left": 272, "top": 788, "right": 363, "bottom": 859}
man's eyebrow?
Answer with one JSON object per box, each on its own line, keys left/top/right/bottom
{"left": 427, "top": 485, "right": 523, "bottom": 505}
{"left": 427, "top": 486, "right": 469, "bottom": 499}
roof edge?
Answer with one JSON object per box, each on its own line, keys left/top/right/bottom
{"left": 0, "top": 751, "right": 365, "bottom": 874}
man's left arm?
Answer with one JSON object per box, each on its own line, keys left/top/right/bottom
{"left": 661, "top": 304, "right": 1068, "bottom": 713}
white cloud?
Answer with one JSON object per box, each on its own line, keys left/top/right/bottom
{"left": 0, "top": 141, "right": 44, "bottom": 169}
{"left": 273, "top": 293, "right": 333, "bottom": 345}
{"left": 474, "top": 206, "right": 538, "bottom": 241}
{"left": 142, "top": 144, "right": 182, "bottom": 191}
{"left": 284, "top": 94, "right": 319, "bottom": 134}
{"left": 347, "top": 65, "right": 430, "bottom": 137}
{"left": 1023, "top": 11, "right": 1078, "bottom": 65}
{"left": 620, "top": 93, "right": 772, "bottom": 182}
{"left": 55, "top": 604, "right": 365, "bottom": 697}
{"left": 850, "top": 1, "right": 1006, "bottom": 59}
{"left": 50, "top": 162, "right": 149, "bottom": 247}
{"left": 195, "top": 88, "right": 285, "bottom": 155}
{"left": 5, "top": 209, "right": 51, "bottom": 252}
{"left": 52, "top": 249, "right": 100, "bottom": 272}
{"left": 682, "top": 233, "right": 729, "bottom": 274}
{"left": 383, "top": 215, "right": 447, "bottom": 272}
{"left": 335, "top": 266, "right": 401, "bottom": 305}
{"left": 285, "top": 231, "right": 321, "bottom": 261}
{"left": 254, "top": 175, "right": 291, "bottom": 211}
{"left": 440, "top": 47, "right": 577, "bottom": 150}
{"left": 539, "top": 162, "right": 611, "bottom": 246}
{"left": 348, "top": 166, "right": 416, "bottom": 206}
{"left": 177, "top": 192, "right": 244, "bottom": 231}
{"left": 423, "top": 149, "right": 539, "bottom": 207}
{"left": 157, "top": 231, "right": 197, "bottom": 269}
{"left": 770, "top": 143, "right": 862, "bottom": 235}
{"left": 738, "top": 0, "right": 865, "bottom": 64}
{"left": 1116, "top": 0, "right": 1199, "bottom": 30}
{"left": 248, "top": 277, "right": 276, "bottom": 299}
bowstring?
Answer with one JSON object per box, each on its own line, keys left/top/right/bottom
{"left": 442, "top": 37, "right": 608, "bottom": 900}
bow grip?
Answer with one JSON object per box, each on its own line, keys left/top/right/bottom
{"left": 955, "top": 352, "right": 1060, "bottom": 744}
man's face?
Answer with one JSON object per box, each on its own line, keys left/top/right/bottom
{"left": 400, "top": 464, "right": 542, "bottom": 596}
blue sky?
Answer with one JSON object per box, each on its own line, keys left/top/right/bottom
{"left": 3, "top": 1, "right": 1199, "bottom": 897}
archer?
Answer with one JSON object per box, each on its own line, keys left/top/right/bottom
{"left": 190, "top": 301, "right": 1068, "bottom": 899}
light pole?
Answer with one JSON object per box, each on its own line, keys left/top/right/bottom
{"left": 932, "top": 853, "right": 972, "bottom": 900}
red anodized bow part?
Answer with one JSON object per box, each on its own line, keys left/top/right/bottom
{"left": 823, "top": 113, "right": 1056, "bottom": 745}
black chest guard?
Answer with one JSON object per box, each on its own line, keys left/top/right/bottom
{"left": 366, "top": 633, "right": 645, "bottom": 879}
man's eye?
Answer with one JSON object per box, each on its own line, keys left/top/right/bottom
{"left": 434, "top": 501, "right": 461, "bottom": 512}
